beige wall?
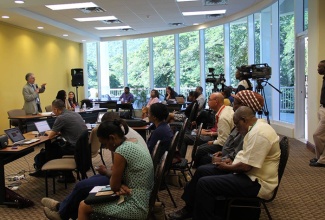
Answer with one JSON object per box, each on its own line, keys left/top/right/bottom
{"left": 307, "top": 0, "right": 325, "bottom": 145}
{"left": 0, "top": 22, "right": 84, "bottom": 133}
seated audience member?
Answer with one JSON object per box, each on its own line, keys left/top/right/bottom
{"left": 235, "top": 67, "right": 253, "bottom": 94}
{"left": 180, "top": 92, "right": 233, "bottom": 158}
{"left": 167, "top": 91, "right": 199, "bottom": 123}
{"left": 165, "top": 86, "right": 178, "bottom": 101}
{"left": 195, "top": 86, "right": 205, "bottom": 110}
{"left": 78, "top": 119, "right": 154, "bottom": 220}
{"left": 169, "top": 106, "right": 280, "bottom": 220}
{"left": 30, "top": 99, "right": 87, "bottom": 178}
{"left": 119, "top": 86, "right": 134, "bottom": 103}
{"left": 193, "top": 92, "right": 234, "bottom": 167}
{"left": 56, "top": 90, "right": 72, "bottom": 110}
{"left": 67, "top": 91, "right": 78, "bottom": 109}
{"left": 42, "top": 112, "right": 148, "bottom": 220}
{"left": 200, "top": 90, "right": 264, "bottom": 166}
{"left": 222, "top": 86, "right": 234, "bottom": 106}
{"left": 142, "top": 89, "right": 160, "bottom": 119}
{"left": 147, "top": 103, "right": 174, "bottom": 159}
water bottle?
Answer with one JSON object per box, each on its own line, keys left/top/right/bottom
{"left": 92, "top": 100, "right": 95, "bottom": 109}
{"left": 83, "top": 103, "right": 87, "bottom": 111}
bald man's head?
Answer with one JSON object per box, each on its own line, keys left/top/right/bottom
{"left": 233, "top": 106, "right": 257, "bottom": 135}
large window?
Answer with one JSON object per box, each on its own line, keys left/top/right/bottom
{"left": 205, "top": 26, "right": 224, "bottom": 93}
{"left": 86, "top": 42, "right": 98, "bottom": 98}
{"left": 229, "top": 17, "right": 248, "bottom": 87}
{"left": 179, "top": 31, "right": 200, "bottom": 95}
{"left": 279, "top": 0, "right": 295, "bottom": 123}
{"left": 153, "top": 35, "right": 175, "bottom": 88}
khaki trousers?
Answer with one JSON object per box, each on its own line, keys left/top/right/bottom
{"left": 313, "top": 106, "right": 325, "bottom": 164}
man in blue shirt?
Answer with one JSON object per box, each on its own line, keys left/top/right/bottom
{"left": 119, "top": 87, "right": 134, "bottom": 103}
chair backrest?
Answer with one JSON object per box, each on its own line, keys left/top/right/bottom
{"left": 74, "top": 130, "right": 91, "bottom": 179}
{"left": 191, "top": 123, "right": 203, "bottom": 163}
{"left": 100, "top": 101, "right": 117, "bottom": 110}
{"left": 81, "top": 99, "right": 92, "bottom": 108}
{"left": 188, "top": 102, "right": 199, "bottom": 124}
{"left": 147, "top": 151, "right": 168, "bottom": 220}
{"left": 7, "top": 109, "right": 26, "bottom": 127}
{"left": 45, "top": 105, "right": 52, "bottom": 112}
{"left": 89, "top": 126, "right": 101, "bottom": 158}
{"left": 176, "top": 118, "right": 188, "bottom": 150}
{"left": 165, "top": 131, "right": 179, "bottom": 171}
{"left": 266, "top": 136, "right": 289, "bottom": 202}
{"left": 151, "top": 140, "right": 161, "bottom": 171}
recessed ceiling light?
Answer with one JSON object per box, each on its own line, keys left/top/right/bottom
{"left": 182, "top": 10, "right": 226, "bottom": 16}
{"left": 63, "top": 34, "right": 68, "bottom": 37}
{"left": 116, "top": 35, "right": 121, "bottom": 36}
{"left": 37, "top": 27, "right": 44, "bottom": 29}
{"left": 46, "top": 2, "right": 98, "bottom": 10}
{"left": 2, "top": 16, "right": 9, "bottom": 19}
{"left": 95, "top": 26, "right": 131, "bottom": 30}
{"left": 74, "top": 16, "right": 117, "bottom": 22}
{"left": 14, "top": 0, "right": 24, "bottom": 4}
{"left": 193, "top": 23, "right": 200, "bottom": 25}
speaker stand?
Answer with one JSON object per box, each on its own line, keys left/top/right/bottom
{"left": 75, "top": 86, "right": 79, "bottom": 104}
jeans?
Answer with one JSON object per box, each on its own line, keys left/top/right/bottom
{"left": 59, "top": 174, "right": 110, "bottom": 220}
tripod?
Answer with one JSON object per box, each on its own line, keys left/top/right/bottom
{"left": 254, "top": 79, "right": 282, "bottom": 124}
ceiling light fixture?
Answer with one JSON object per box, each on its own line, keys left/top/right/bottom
{"left": 37, "top": 26, "right": 44, "bottom": 29}
{"left": 95, "top": 26, "right": 131, "bottom": 30}
{"left": 63, "top": 34, "right": 68, "bottom": 37}
{"left": 14, "top": 0, "right": 24, "bottom": 4}
{"left": 74, "top": 16, "right": 117, "bottom": 22}
{"left": 2, "top": 16, "right": 9, "bottom": 19}
{"left": 182, "top": 10, "right": 226, "bottom": 16}
{"left": 46, "top": 2, "right": 98, "bottom": 10}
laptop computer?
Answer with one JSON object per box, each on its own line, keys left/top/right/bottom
{"left": 4, "top": 127, "right": 40, "bottom": 145}
{"left": 34, "top": 120, "right": 51, "bottom": 136}
{"left": 175, "top": 96, "right": 185, "bottom": 104}
{"left": 86, "top": 112, "right": 106, "bottom": 130}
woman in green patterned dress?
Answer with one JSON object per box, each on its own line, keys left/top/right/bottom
{"left": 78, "top": 119, "right": 154, "bottom": 220}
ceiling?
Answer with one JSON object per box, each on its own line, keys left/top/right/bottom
{"left": 0, "top": 0, "right": 272, "bottom": 43}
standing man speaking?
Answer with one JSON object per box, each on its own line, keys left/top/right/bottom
{"left": 22, "top": 73, "right": 46, "bottom": 114}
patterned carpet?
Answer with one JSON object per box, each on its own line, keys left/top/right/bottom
{"left": 0, "top": 137, "right": 324, "bottom": 220}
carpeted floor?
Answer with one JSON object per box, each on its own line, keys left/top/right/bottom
{"left": 0, "top": 137, "right": 324, "bottom": 219}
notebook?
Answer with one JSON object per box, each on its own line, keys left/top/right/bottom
{"left": 175, "top": 96, "right": 185, "bottom": 104}
{"left": 4, "top": 127, "right": 40, "bottom": 145}
{"left": 34, "top": 120, "right": 51, "bottom": 136}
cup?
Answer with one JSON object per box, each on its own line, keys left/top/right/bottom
{"left": 75, "top": 106, "right": 80, "bottom": 112}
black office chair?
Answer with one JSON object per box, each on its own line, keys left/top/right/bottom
{"left": 225, "top": 136, "right": 289, "bottom": 220}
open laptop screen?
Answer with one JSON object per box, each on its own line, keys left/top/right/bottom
{"left": 4, "top": 127, "right": 25, "bottom": 143}
{"left": 34, "top": 120, "right": 51, "bottom": 134}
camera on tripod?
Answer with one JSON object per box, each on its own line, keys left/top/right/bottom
{"left": 205, "top": 68, "right": 226, "bottom": 92}
{"left": 236, "top": 63, "right": 272, "bottom": 80}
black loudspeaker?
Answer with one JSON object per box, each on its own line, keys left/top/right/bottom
{"left": 71, "top": 68, "right": 84, "bottom": 87}
{"left": 0, "top": 135, "right": 8, "bottom": 149}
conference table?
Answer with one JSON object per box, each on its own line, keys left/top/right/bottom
{"left": 0, "top": 132, "right": 50, "bottom": 206}
{"left": 8, "top": 108, "right": 108, "bottom": 133}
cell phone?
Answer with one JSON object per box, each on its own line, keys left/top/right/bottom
{"left": 99, "top": 186, "right": 111, "bottom": 192}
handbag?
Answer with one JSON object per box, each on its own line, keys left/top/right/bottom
{"left": 5, "top": 187, "right": 34, "bottom": 208}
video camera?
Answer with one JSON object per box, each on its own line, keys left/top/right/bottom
{"left": 205, "top": 68, "right": 226, "bottom": 92}
{"left": 236, "top": 63, "right": 272, "bottom": 80}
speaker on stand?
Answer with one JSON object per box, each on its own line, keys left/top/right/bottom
{"left": 71, "top": 68, "right": 84, "bottom": 103}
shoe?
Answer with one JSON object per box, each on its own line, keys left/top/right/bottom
{"left": 168, "top": 207, "right": 192, "bottom": 220}
{"left": 44, "top": 207, "right": 62, "bottom": 220}
{"left": 310, "top": 158, "right": 318, "bottom": 163}
{"left": 309, "top": 162, "right": 325, "bottom": 167}
{"left": 57, "top": 175, "right": 76, "bottom": 183}
{"left": 41, "top": 197, "right": 59, "bottom": 211}
{"left": 29, "top": 170, "right": 45, "bottom": 177}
